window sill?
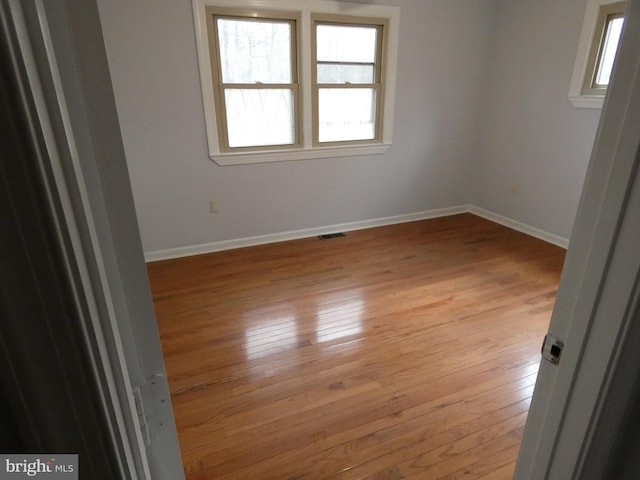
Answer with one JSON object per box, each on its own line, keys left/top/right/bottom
{"left": 569, "top": 94, "right": 605, "bottom": 109}
{"left": 569, "top": 95, "right": 604, "bottom": 109}
{"left": 211, "top": 143, "right": 392, "bottom": 165}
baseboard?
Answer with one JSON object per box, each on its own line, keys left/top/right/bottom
{"left": 144, "top": 204, "right": 569, "bottom": 262}
{"left": 469, "top": 206, "right": 569, "bottom": 249}
{"left": 144, "top": 205, "right": 468, "bottom": 262}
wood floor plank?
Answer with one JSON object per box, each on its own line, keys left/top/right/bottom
{"left": 147, "top": 214, "right": 565, "bottom": 479}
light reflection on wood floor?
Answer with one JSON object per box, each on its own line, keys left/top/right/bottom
{"left": 147, "top": 213, "right": 565, "bottom": 479}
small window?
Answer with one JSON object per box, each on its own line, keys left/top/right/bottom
{"left": 582, "top": 2, "right": 625, "bottom": 95}
{"left": 569, "top": 0, "right": 627, "bottom": 108}
{"left": 312, "top": 18, "right": 386, "bottom": 145}
{"left": 206, "top": 11, "right": 300, "bottom": 151}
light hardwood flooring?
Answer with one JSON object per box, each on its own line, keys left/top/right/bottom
{"left": 147, "top": 213, "right": 565, "bottom": 479}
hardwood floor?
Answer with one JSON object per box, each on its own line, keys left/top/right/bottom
{"left": 147, "top": 214, "right": 565, "bottom": 479}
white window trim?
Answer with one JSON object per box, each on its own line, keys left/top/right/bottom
{"left": 569, "top": 0, "right": 625, "bottom": 109}
{"left": 192, "top": 0, "right": 400, "bottom": 165}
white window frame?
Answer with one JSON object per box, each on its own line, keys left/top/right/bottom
{"left": 192, "top": 0, "right": 400, "bottom": 165}
{"left": 569, "top": 0, "right": 627, "bottom": 109}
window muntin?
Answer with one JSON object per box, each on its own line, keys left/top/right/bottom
{"left": 582, "top": 2, "right": 626, "bottom": 95}
{"left": 312, "top": 19, "right": 385, "bottom": 146}
{"left": 207, "top": 12, "right": 300, "bottom": 150}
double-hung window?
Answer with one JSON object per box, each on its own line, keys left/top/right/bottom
{"left": 194, "top": 0, "right": 399, "bottom": 165}
{"left": 207, "top": 12, "right": 300, "bottom": 151}
{"left": 312, "top": 17, "right": 386, "bottom": 145}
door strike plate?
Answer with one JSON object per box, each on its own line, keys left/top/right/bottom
{"left": 541, "top": 334, "right": 564, "bottom": 365}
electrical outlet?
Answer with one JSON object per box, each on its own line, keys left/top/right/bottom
{"left": 209, "top": 200, "right": 219, "bottom": 213}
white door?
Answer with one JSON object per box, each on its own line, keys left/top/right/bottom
{"left": 5, "top": 0, "right": 184, "bottom": 478}
{"left": 515, "top": 0, "right": 640, "bottom": 477}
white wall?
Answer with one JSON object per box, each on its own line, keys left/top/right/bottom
{"left": 472, "top": 0, "right": 602, "bottom": 240}
{"left": 97, "top": 0, "right": 602, "bottom": 255}
{"left": 97, "top": 0, "right": 495, "bottom": 254}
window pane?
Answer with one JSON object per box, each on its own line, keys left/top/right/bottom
{"left": 317, "top": 64, "right": 374, "bottom": 84}
{"left": 217, "top": 18, "right": 292, "bottom": 84}
{"left": 225, "top": 89, "right": 295, "bottom": 148}
{"left": 595, "top": 16, "right": 624, "bottom": 86}
{"left": 318, "top": 88, "right": 376, "bottom": 142}
{"left": 316, "top": 25, "right": 377, "bottom": 63}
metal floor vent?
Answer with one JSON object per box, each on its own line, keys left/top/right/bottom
{"left": 318, "top": 232, "right": 346, "bottom": 240}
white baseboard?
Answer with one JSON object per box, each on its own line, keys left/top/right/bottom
{"left": 144, "top": 204, "right": 569, "bottom": 262}
{"left": 469, "top": 206, "right": 569, "bottom": 249}
{"left": 144, "top": 205, "right": 469, "bottom": 262}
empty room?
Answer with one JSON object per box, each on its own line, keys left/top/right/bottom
{"left": 95, "top": 0, "right": 616, "bottom": 477}
{"left": 5, "top": 0, "right": 639, "bottom": 479}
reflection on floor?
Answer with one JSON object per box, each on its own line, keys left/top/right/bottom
{"left": 147, "top": 213, "right": 565, "bottom": 480}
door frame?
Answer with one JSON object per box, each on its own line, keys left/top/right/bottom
{"left": 2, "top": 0, "right": 184, "bottom": 478}
{"left": 515, "top": 0, "right": 640, "bottom": 477}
